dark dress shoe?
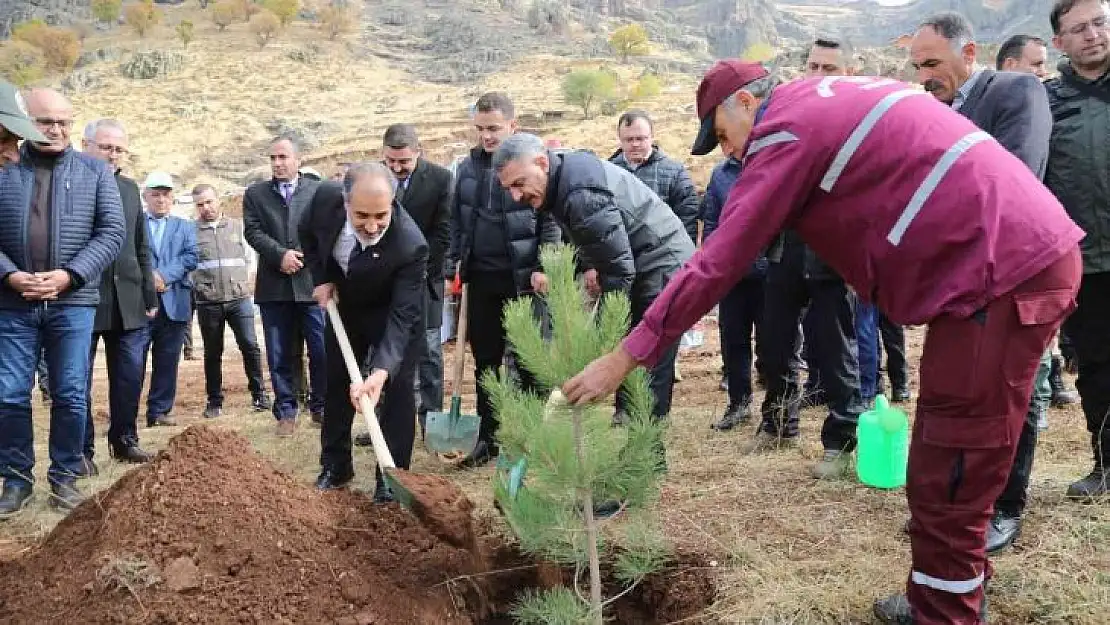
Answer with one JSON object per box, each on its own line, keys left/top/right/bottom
{"left": 203, "top": 405, "right": 222, "bottom": 419}
{"left": 315, "top": 467, "right": 354, "bottom": 490}
{"left": 75, "top": 455, "right": 99, "bottom": 478}
{"left": 353, "top": 432, "right": 372, "bottom": 447}
{"left": 49, "top": 479, "right": 84, "bottom": 512}
{"left": 459, "top": 440, "right": 497, "bottom": 469}
{"left": 110, "top": 439, "right": 153, "bottom": 464}
{"left": 710, "top": 401, "right": 750, "bottom": 431}
{"left": 873, "top": 594, "right": 913, "bottom": 624}
{"left": 611, "top": 409, "right": 628, "bottom": 427}
{"left": 592, "top": 499, "right": 623, "bottom": 520}
{"left": 892, "top": 389, "right": 912, "bottom": 403}
{"left": 251, "top": 396, "right": 271, "bottom": 412}
{"left": 148, "top": 413, "right": 177, "bottom": 427}
{"left": 0, "top": 481, "right": 34, "bottom": 519}
{"left": 986, "top": 513, "right": 1022, "bottom": 554}
{"left": 372, "top": 482, "right": 394, "bottom": 504}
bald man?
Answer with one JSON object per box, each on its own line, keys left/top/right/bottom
{"left": 0, "top": 88, "right": 125, "bottom": 518}
{"left": 299, "top": 163, "right": 428, "bottom": 503}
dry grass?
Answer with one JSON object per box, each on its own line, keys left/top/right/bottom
{"left": 2, "top": 320, "right": 1107, "bottom": 623}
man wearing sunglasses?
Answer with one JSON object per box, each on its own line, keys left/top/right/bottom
{"left": 0, "top": 87, "right": 125, "bottom": 518}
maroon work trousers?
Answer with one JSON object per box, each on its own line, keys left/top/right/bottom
{"left": 906, "top": 248, "right": 1082, "bottom": 624}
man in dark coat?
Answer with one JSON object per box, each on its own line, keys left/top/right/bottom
{"left": 79, "top": 118, "right": 158, "bottom": 474}
{"left": 243, "top": 136, "right": 325, "bottom": 436}
{"left": 299, "top": 163, "right": 428, "bottom": 503}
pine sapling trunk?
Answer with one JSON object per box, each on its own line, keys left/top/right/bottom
{"left": 572, "top": 405, "right": 603, "bottom": 624}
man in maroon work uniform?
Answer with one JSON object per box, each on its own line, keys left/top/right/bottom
{"left": 563, "top": 61, "right": 1084, "bottom": 624}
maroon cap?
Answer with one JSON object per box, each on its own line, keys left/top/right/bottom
{"left": 691, "top": 60, "right": 770, "bottom": 156}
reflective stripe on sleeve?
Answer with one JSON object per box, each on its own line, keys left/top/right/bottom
{"left": 195, "top": 258, "right": 247, "bottom": 271}
{"left": 744, "top": 130, "right": 799, "bottom": 160}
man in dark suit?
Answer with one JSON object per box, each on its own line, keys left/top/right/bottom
{"left": 243, "top": 136, "right": 326, "bottom": 436}
{"left": 141, "top": 172, "right": 198, "bottom": 427}
{"left": 300, "top": 163, "right": 428, "bottom": 503}
{"left": 356, "top": 124, "right": 452, "bottom": 442}
{"left": 909, "top": 11, "right": 1054, "bottom": 558}
{"left": 79, "top": 119, "right": 158, "bottom": 474}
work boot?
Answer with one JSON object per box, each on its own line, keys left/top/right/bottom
{"left": 0, "top": 481, "right": 33, "bottom": 520}
{"left": 74, "top": 455, "right": 99, "bottom": 478}
{"left": 49, "top": 479, "right": 84, "bottom": 512}
{"left": 109, "top": 437, "right": 153, "bottom": 464}
{"left": 1066, "top": 466, "right": 1108, "bottom": 500}
{"left": 891, "top": 388, "right": 911, "bottom": 403}
{"left": 251, "top": 395, "right": 271, "bottom": 413}
{"left": 872, "top": 594, "right": 913, "bottom": 624}
{"left": 1049, "top": 355, "right": 1079, "bottom": 408}
{"left": 810, "top": 449, "right": 853, "bottom": 480}
{"left": 739, "top": 431, "right": 798, "bottom": 455}
{"left": 985, "top": 512, "right": 1022, "bottom": 554}
{"left": 710, "top": 400, "right": 750, "bottom": 431}
{"left": 147, "top": 413, "right": 177, "bottom": 427}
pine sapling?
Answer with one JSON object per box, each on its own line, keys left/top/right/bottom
{"left": 483, "top": 243, "right": 669, "bottom": 624}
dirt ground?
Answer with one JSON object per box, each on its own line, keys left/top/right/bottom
{"left": 1, "top": 315, "right": 1108, "bottom": 623}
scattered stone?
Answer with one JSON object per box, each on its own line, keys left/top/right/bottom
{"left": 120, "top": 50, "right": 184, "bottom": 80}
{"left": 164, "top": 557, "right": 200, "bottom": 593}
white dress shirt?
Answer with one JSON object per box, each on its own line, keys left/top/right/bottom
{"left": 333, "top": 220, "right": 388, "bottom": 275}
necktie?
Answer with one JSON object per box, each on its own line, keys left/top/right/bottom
{"left": 348, "top": 240, "right": 363, "bottom": 271}
{"left": 281, "top": 183, "right": 293, "bottom": 204}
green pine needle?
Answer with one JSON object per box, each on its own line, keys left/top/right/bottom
{"left": 510, "top": 587, "right": 593, "bottom": 625}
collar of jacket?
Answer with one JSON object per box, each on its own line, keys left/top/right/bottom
{"left": 21, "top": 142, "right": 71, "bottom": 165}
{"left": 469, "top": 145, "right": 494, "bottom": 164}
{"left": 541, "top": 149, "right": 564, "bottom": 214}
{"left": 270, "top": 174, "right": 301, "bottom": 196}
{"left": 608, "top": 144, "right": 663, "bottom": 167}
{"left": 1057, "top": 56, "right": 1110, "bottom": 85}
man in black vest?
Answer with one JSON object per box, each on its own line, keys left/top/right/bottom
{"left": 79, "top": 118, "right": 158, "bottom": 474}
{"left": 300, "top": 163, "right": 427, "bottom": 503}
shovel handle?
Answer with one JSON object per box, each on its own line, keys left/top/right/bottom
{"left": 325, "top": 300, "right": 396, "bottom": 470}
{"left": 450, "top": 285, "right": 469, "bottom": 400}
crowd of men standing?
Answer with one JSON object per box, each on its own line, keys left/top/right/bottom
{"left": 0, "top": 6, "right": 1107, "bottom": 621}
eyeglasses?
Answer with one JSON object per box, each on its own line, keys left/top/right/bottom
{"left": 1065, "top": 15, "right": 1108, "bottom": 36}
{"left": 33, "top": 118, "right": 73, "bottom": 129}
{"left": 96, "top": 143, "right": 129, "bottom": 155}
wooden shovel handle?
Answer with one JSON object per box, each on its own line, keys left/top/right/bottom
{"left": 325, "top": 300, "right": 396, "bottom": 469}
{"left": 451, "top": 285, "right": 469, "bottom": 394}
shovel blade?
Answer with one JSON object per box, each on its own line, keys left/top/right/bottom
{"left": 424, "top": 410, "right": 481, "bottom": 455}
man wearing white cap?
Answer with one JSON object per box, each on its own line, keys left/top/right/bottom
{"left": 141, "top": 171, "right": 197, "bottom": 427}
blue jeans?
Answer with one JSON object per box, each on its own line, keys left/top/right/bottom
{"left": 144, "top": 308, "right": 189, "bottom": 419}
{"left": 259, "top": 302, "right": 326, "bottom": 420}
{"left": 0, "top": 305, "right": 95, "bottom": 487}
{"left": 855, "top": 298, "right": 879, "bottom": 404}
{"left": 85, "top": 325, "right": 150, "bottom": 457}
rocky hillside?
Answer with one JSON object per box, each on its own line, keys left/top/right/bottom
{"left": 0, "top": 0, "right": 90, "bottom": 37}
{"left": 779, "top": 0, "right": 1055, "bottom": 45}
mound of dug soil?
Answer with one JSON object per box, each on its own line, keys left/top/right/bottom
{"left": 0, "top": 425, "right": 715, "bottom": 624}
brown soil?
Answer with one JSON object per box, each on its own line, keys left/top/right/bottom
{"left": 0, "top": 425, "right": 715, "bottom": 624}
{"left": 387, "top": 469, "right": 477, "bottom": 552}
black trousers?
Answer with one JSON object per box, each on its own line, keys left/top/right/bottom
{"left": 759, "top": 260, "right": 865, "bottom": 451}
{"left": 196, "top": 298, "right": 266, "bottom": 407}
{"left": 623, "top": 271, "right": 680, "bottom": 419}
{"left": 319, "top": 315, "right": 417, "bottom": 475}
{"left": 1063, "top": 271, "right": 1110, "bottom": 462}
{"left": 467, "top": 271, "right": 543, "bottom": 446}
{"left": 718, "top": 275, "right": 765, "bottom": 405}
{"left": 878, "top": 313, "right": 909, "bottom": 393}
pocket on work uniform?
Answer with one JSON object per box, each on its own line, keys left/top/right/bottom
{"left": 921, "top": 414, "right": 1012, "bottom": 450}
{"left": 1002, "top": 288, "right": 1076, "bottom": 387}
{"left": 918, "top": 311, "right": 987, "bottom": 407}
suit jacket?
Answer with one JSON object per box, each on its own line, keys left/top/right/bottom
{"left": 242, "top": 175, "right": 321, "bottom": 303}
{"left": 396, "top": 158, "right": 452, "bottom": 326}
{"left": 147, "top": 214, "right": 198, "bottom": 323}
{"left": 956, "top": 69, "right": 1052, "bottom": 178}
{"left": 299, "top": 182, "right": 429, "bottom": 379}
{"left": 95, "top": 174, "right": 158, "bottom": 332}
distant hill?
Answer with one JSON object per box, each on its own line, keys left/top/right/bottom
{"left": 0, "top": 0, "right": 90, "bottom": 37}
{"left": 778, "top": 0, "right": 1054, "bottom": 46}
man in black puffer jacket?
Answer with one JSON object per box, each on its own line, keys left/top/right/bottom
{"left": 445, "top": 92, "right": 562, "bottom": 468}
{"left": 492, "top": 132, "right": 694, "bottom": 422}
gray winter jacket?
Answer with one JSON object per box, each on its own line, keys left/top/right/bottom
{"left": 543, "top": 150, "right": 694, "bottom": 296}
{"left": 1045, "top": 60, "right": 1110, "bottom": 274}
{"left": 609, "top": 146, "right": 700, "bottom": 244}
{"left": 0, "top": 145, "right": 125, "bottom": 309}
